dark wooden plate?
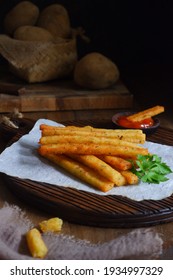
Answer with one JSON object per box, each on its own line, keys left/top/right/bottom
{"left": 2, "top": 119, "right": 173, "bottom": 228}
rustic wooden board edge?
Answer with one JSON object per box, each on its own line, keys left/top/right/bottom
{"left": 0, "top": 75, "right": 133, "bottom": 112}
{"left": 3, "top": 173, "right": 173, "bottom": 228}
{"left": 0, "top": 75, "right": 130, "bottom": 96}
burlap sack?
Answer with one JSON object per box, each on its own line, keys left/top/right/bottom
{"left": 0, "top": 34, "right": 77, "bottom": 83}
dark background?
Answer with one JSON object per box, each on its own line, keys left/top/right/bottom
{"left": 0, "top": 0, "right": 173, "bottom": 111}
{"left": 1, "top": 0, "right": 173, "bottom": 65}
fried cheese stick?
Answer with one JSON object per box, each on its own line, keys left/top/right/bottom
{"left": 68, "top": 154, "right": 126, "bottom": 186}
{"left": 40, "top": 124, "right": 144, "bottom": 133}
{"left": 26, "top": 228, "right": 48, "bottom": 259}
{"left": 99, "top": 155, "right": 132, "bottom": 171}
{"left": 127, "top": 105, "right": 164, "bottom": 122}
{"left": 38, "top": 143, "right": 148, "bottom": 159}
{"left": 121, "top": 170, "right": 139, "bottom": 185}
{"left": 40, "top": 125, "right": 146, "bottom": 144}
{"left": 39, "top": 134, "right": 146, "bottom": 151}
{"left": 39, "top": 152, "right": 114, "bottom": 192}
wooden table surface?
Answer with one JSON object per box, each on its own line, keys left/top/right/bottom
{"left": 0, "top": 110, "right": 173, "bottom": 259}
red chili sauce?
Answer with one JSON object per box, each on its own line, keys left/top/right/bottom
{"left": 117, "top": 116, "right": 154, "bottom": 129}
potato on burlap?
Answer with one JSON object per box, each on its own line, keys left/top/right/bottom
{"left": 37, "top": 4, "right": 71, "bottom": 39}
{"left": 3, "top": 1, "right": 39, "bottom": 35}
{"left": 13, "top": 25, "right": 54, "bottom": 42}
{"left": 74, "top": 52, "right": 120, "bottom": 89}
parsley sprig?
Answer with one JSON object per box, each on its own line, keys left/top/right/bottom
{"left": 131, "top": 154, "right": 172, "bottom": 184}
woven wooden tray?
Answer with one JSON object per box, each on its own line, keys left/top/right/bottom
{"left": 2, "top": 119, "right": 173, "bottom": 228}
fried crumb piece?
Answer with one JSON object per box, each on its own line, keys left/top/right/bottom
{"left": 39, "top": 217, "right": 63, "bottom": 233}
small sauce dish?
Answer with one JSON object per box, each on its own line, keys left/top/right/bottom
{"left": 112, "top": 111, "right": 160, "bottom": 134}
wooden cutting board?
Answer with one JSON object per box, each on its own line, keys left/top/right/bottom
{"left": 0, "top": 70, "right": 133, "bottom": 113}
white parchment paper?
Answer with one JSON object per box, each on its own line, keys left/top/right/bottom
{"left": 0, "top": 118, "right": 173, "bottom": 201}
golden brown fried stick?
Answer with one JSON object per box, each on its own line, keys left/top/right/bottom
{"left": 127, "top": 105, "right": 164, "bottom": 122}
{"left": 39, "top": 152, "right": 114, "bottom": 192}
{"left": 68, "top": 154, "right": 126, "bottom": 186}
{"left": 121, "top": 170, "right": 139, "bottom": 185}
{"left": 39, "top": 134, "right": 146, "bottom": 151}
{"left": 38, "top": 143, "right": 148, "bottom": 158}
{"left": 99, "top": 155, "right": 132, "bottom": 171}
{"left": 40, "top": 124, "right": 146, "bottom": 144}
{"left": 26, "top": 228, "right": 48, "bottom": 259}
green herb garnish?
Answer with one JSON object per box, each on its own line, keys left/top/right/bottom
{"left": 131, "top": 154, "right": 172, "bottom": 184}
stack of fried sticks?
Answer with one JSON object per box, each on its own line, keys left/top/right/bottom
{"left": 38, "top": 124, "right": 149, "bottom": 192}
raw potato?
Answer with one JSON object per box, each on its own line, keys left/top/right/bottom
{"left": 74, "top": 52, "right": 120, "bottom": 89}
{"left": 3, "top": 1, "right": 39, "bottom": 35}
{"left": 37, "top": 4, "right": 71, "bottom": 38}
{"left": 13, "top": 25, "right": 54, "bottom": 42}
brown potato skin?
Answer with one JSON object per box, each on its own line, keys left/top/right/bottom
{"left": 74, "top": 52, "right": 120, "bottom": 89}
{"left": 37, "top": 4, "right": 71, "bottom": 38}
{"left": 3, "top": 1, "right": 39, "bottom": 35}
{"left": 13, "top": 25, "right": 54, "bottom": 42}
